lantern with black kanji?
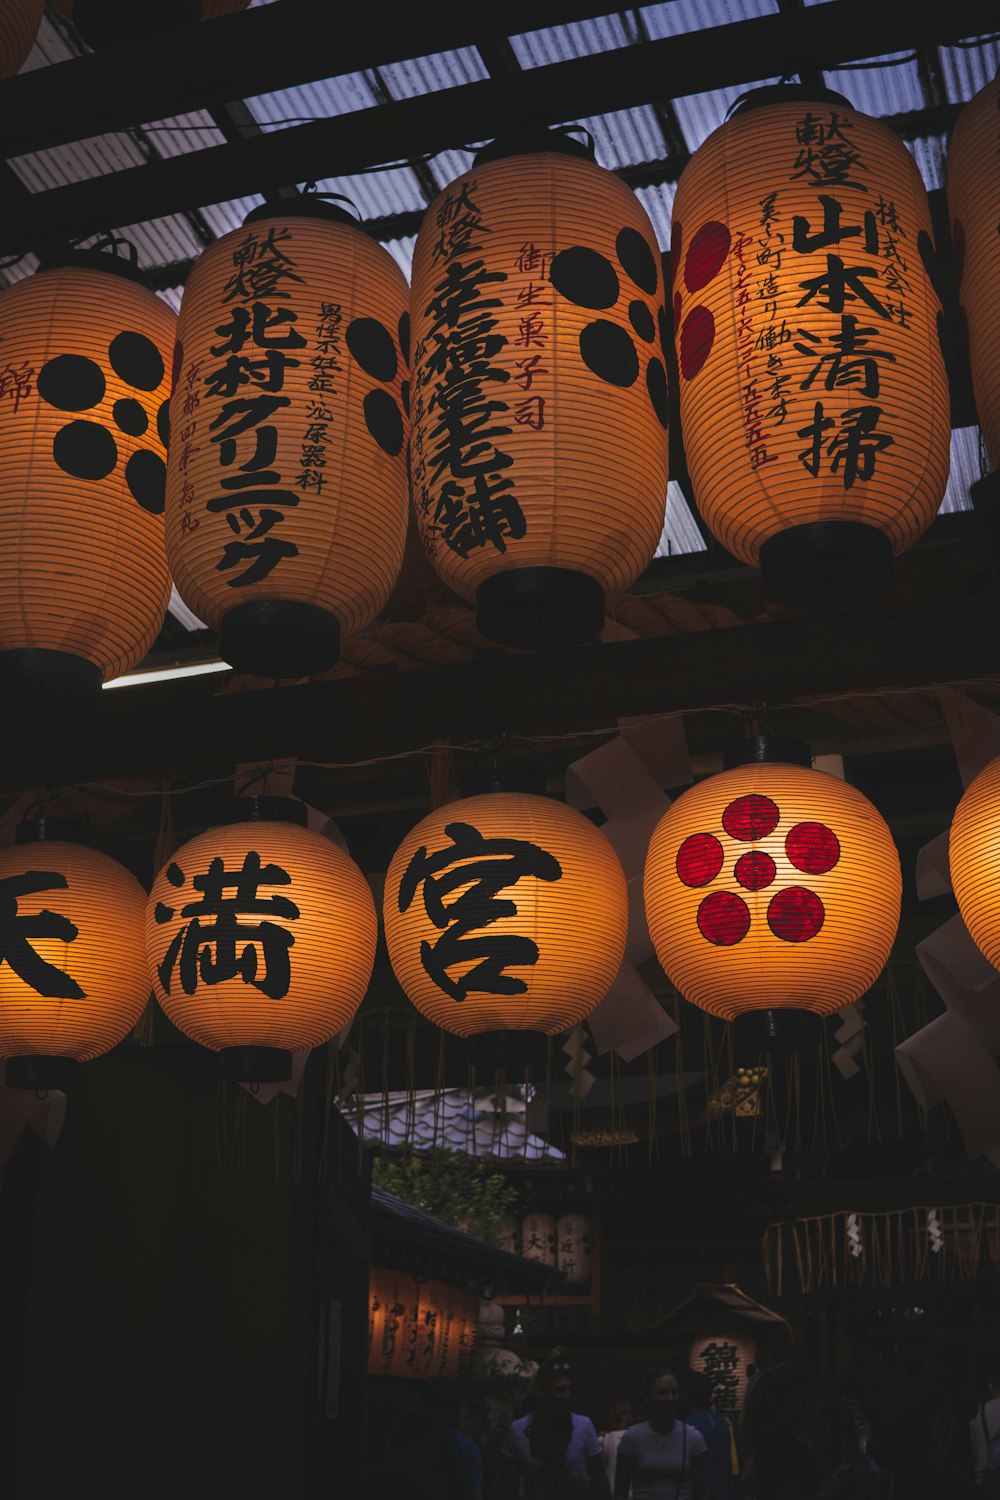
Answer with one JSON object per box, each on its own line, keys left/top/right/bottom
{"left": 947, "top": 73, "right": 1000, "bottom": 477}
{"left": 671, "top": 85, "right": 950, "bottom": 608}
{"left": 0, "top": 251, "right": 174, "bottom": 696}
{"left": 409, "top": 128, "right": 670, "bottom": 648}
{"left": 0, "top": 0, "right": 44, "bottom": 77}
{"left": 383, "top": 791, "right": 628, "bottom": 1036}
{"left": 166, "top": 200, "right": 409, "bottom": 679}
{"left": 949, "top": 756, "right": 1000, "bottom": 969}
{"left": 145, "top": 797, "right": 377, "bottom": 1081}
{"left": 643, "top": 738, "right": 901, "bottom": 1043}
{"left": 0, "top": 818, "right": 150, "bottom": 1090}
{"left": 53, "top": 0, "right": 248, "bottom": 46}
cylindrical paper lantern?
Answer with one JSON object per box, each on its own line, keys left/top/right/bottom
{"left": 0, "top": 253, "right": 173, "bottom": 695}
{"left": 521, "top": 1211, "right": 557, "bottom": 1267}
{"left": 368, "top": 1267, "right": 419, "bottom": 1378}
{"left": 948, "top": 74, "right": 1000, "bottom": 471}
{"left": 0, "top": 0, "right": 44, "bottom": 77}
{"left": 949, "top": 756, "right": 1000, "bottom": 967}
{"left": 688, "top": 1331, "right": 756, "bottom": 1420}
{"left": 145, "top": 797, "right": 377, "bottom": 1080}
{"left": 384, "top": 791, "right": 628, "bottom": 1035}
{"left": 54, "top": 0, "right": 248, "bottom": 46}
{"left": 556, "top": 1211, "right": 592, "bottom": 1286}
{"left": 167, "top": 200, "right": 409, "bottom": 678}
{"left": 644, "top": 743, "right": 900, "bottom": 1025}
{"left": 671, "top": 84, "right": 950, "bottom": 608}
{"left": 410, "top": 128, "right": 669, "bottom": 648}
{"left": 0, "top": 819, "right": 149, "bottom": 1090}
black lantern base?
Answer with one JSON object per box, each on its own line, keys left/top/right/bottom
{"left": 759, "top": 521, "right": 893, "bottom": 610}
{"left": 6, "top": 1055, "right": 79, "bottom": 1091}
{"left": 219, "top": 600, "right": 341, "bottom": 680}
{"left": 220, "top": 1046, "right": 293, "bottom": 1084}
{"left": 0, "top": 648, "right": 102, "bottom": 703}
{"left": 732, "top": 1008, "right": 823, "bottom": 1056}
{"left": 69, "top": 0, "right": 200, "bottom": 47}
{"left": 475, "top": 567, "right": 604, "bottom": 649}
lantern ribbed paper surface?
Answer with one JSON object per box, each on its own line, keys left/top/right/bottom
{"left": 167, "top": 205, "right": 409, "bottom": 677}
{"left": 54, "top": 0, "right": 248, "bottom": 43}
{"left": 948, "top": 75, "right": 1000, "bottom": 469}
{"left": 0, "top": 263, "right": 173, "bottom": 686}
{"left": 384, "top": 792, "right": 628, "bottom": 1036}
{"left": 0, "top": 841, "right": 149, "bottom": 1063}
{"left": 644, "top": 763, "right": 900, "bottom": 1020}
{"left": 949, "top": 756, "right": 1000, "bottom": 968}
{"left": 409, "top": 139, "right": 669, "bottom": 646}
{"left": 0, "top": 0, "right": 44, "bottom": 77}
{"left": 145, "top": 818, "right": 377, "bottom": 1052}
{"left": 671, "top": 90, "right": 949, "bottom": 588}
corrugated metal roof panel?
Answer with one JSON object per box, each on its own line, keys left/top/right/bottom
{"left": 141, "top": 111, "right": 227, "bottom": 157}
{"left": 157, "top": 287, "right": 184, "bottom": 315}
{"left": 10, "top": 133, "right": 146, "bottom": 191}
{"left": 656, "top": 482, "right": 708, "bottom": 557}
{"left": 635, "top": 182, "right": 677, "bottom": 253}
{"left": 906, "top": 134, "right": 947, "bottom": 193}
{"left": 823, "top": 56, "right": 925, "bottom": 116}
{"left": 115, "top": 214, "right": 205, "bottom": 267}
{"left": 574, "top": 105, "right": 667, "bottom": 171}
{"left": 939, "top": 37, "right": 1000, "bottom": 103}
{"left": 509, "top": 15, "right": 631, "bottom": 68}
{"left": 200, "top": 196, "right": 267, "bottom": 238}
{"left": 429, "top": 149, "right": 477, "bottom": 193}
{"left": 375, "top": 47, "right": 488, "bottom": 97}
{"left": 246, "top": 73, "right": 378, "bottom": 131}
{"left": 939, "top": 426, "right": 989, "bottom": 514}
{"left": 310, "top": 167, "right": 427, "bottom": 219}
{"left": 640, "top": 0, "right": 778, "bottom": 38}
{"left": 0, "top": 254, "right": 39, "bottom": 288}
{"left": 383, "top": 235, "right": 416, "bottom": 281}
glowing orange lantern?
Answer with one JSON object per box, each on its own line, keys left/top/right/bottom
{"left": 948, "top": 74, "right": 1000, "bottom": 472}
{"left": 949, "top": 756, "right": 1000, "bottom": 969}
{"left": 383, "top": 791, "right": 628, "bottom": 1036}
{"left": 0, "top": 819, "right": 150, "bottom": 1090}
{"left": 671, "top": 85, "right": 950, "bottom": 608}
{"left": 367, "top": 1269, "right": 478, "bottom": 1379}
{"left": 53, "top": 0, "right": 248, "bottom": 46}
{"left": 145, "top": 798, "right": 377, "bottom": 1080}
{"left": 688, "top": 1330, "right": 756, "bottom": 1420}
{"left": 410, "top": 129, "right": 669, "bottom": 648}
{"left": 167, "top": 200, "right": 409, "bottom": 678}
{"left": 0, "top": 0, "right": 44, "bottom": 77}
{"left": 0, "top": 252, "right": 173, "bottom": 695}
{"left": 644, "top": 741, "right": 900, "bottom": 1031}
{"left": 368, "top": 1266, "right": 419, "bottom": 1378}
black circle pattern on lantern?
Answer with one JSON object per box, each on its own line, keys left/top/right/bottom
{"left": 346, "top": 317, "right": 398, "bottom": 383}
{"left": 629, "top": 300, "right": 655, "bottom": 342}
{"left": 616, "top": 227, "right": 659, "bottom": 294}
{"left": 157, "top": 398, "right": 170, "bottom": 447}
{"left": 645, "top": 357, "right": 669, "bottom": 431}
{"left": 36, "top": 334, "right": 168, "bottom": 509}
{"left": 364, "top": 388, "right": 404, "bottom": 457}
{"left": 550, "top": 246, "right": 620, "bottom": 309}
{"left": 398, "top": 311, "right": 411, "bottom": 365}
{"left": 346, "top": 315, "right": 407, "bottom": 455}
{"left": 579, "top": 322, "right": 639, "bottom": 388}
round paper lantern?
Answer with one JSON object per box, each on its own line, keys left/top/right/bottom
{"left": 949, "top": 756, "right": 1000, "bottom": 968}
{"left": 54, "top": 0, "right": 248, "bottom": 46}
{"left": 0, "top": 819, "right": 149, "bottom": 1090}
{"left": 384, "top": 791, "right": 628, "bottom": 1036}
{"left": 520, "top": 1211, "right": 557, "bottom": 1267}
{"left": 644, "top": 742, "right": 900, "bottom": 1027}
{"left": 145, "top": 797, "right": 377, "bottom": 1080}
{"left": 0, "top": 253, "right": 173, "bottom": 695}
{"left": 948, "top": 74, "right": 1000, "bottom": 471}
{"left": 167, "top": 200, "right": 409, "bottom": 678}
{"left": 671, "top": 84, "right": 950, "bottom": 608}
{"left": 0, "top": 0, "right": 44, "bottom": 77}
{"left": 409, "top": 128, "right": 669, "bottom": 648}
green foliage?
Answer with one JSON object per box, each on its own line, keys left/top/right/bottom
{"left": 373, "top": 1148, "right": 518, "bottom": 1248}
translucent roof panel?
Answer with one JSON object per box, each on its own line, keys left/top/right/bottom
{"left": 199, "top": 196, "right": 267, "bottom": 239}
{"left": 19, "top": 15, "right": 80, "bottom": 71}
{"left": 939, "top": 427, "right": 990, "bottom": 515}
{"left": 115, "top": 215, "right": 206, "bottom": 269}
{"left": 0, "top": 254, "right": 39, "bottom": 287}
{"left": 509, "top": 14, "right": 632, "bottom": 67}
{"left": 141, "top": 112, "right": 227, "bottom": 158}
{"left": 383, "top": 236, "right": 416, "bottom": 281}
{"left": 939, "top": 37, "right": 1000, "bottom": 103}
{"left": 656, "top": 482, "right": 708, "bottom": 557}
{"left": 428, "top": 148, "right": 476, "bottom": 193}
{"left": 907, "top": 135, "right": 948, "bottom": 193}
{"left": 245, "top": 72, "right": 378, "bottom": 131}
{"left": 375, "top": 47, "right": 488, "bottom": 97}
{"left": 9, "top": 133, "right": 146, "bottom": 191}
{"left": 635, "top": 182, "right": 677, "bottom": 254}
{"left": 574, "top": 106, "right": 667, "bottom": 170}
{"left": 672, "top": 84, "right": 777, "bottom": 153}
{"left": 157, "top": 287, "right": 184, "bottom": 315}
{"left": 823, "top": 55, "right": 925, "bottom": 117}
{"left": 641, "top": 0, "right": 778, "bottom": 39}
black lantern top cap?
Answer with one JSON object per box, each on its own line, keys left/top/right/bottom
{"left": 723, "top": 734, "right": 813, "bottom": 770}
{"left": 229, "top": 795, "right": 309, "bottom": 828}
{"left": 36, "top": 244, "right": 152, "bottom": 290}
{"left": 473, "top": 127, "right": 596, "bottom": 167}
{"left": 243, "top": 195, "right": 363, "bottom": 231}
{"left": 728, "top": 83, "right": 852, "bottom": 118}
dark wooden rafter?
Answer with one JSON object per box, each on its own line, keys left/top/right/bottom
{"left": 0, "top": 0, "right": 991, "bottom": 257}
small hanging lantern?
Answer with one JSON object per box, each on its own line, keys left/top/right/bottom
{"left": 0, "top": 818, "right": 150, "bottom": 1090}
{"left": 383, "top": 791, "right": 628, "bottom": 1036}
{"left": 0, "top": 249, "right": 174, "bottom": 696}
{"left": 671, "top": 85, "right": 950, "bottom": 608}
{"left": 410, "top": 128, "right": 669, "bottom": 648}
{"left": 947, "top": 73, "right": 1000, "bottom": 475}
{"left": 0, "top": 0, "right": 44, "bottom": 77}
{"left": 53, "top": 0, "right": 248, "bottom": 47}
{"left": 949, "top": 756, "right": 1000, "bottom": 969}
{"left": 166, "top": 199, "right": 409, "bottom": 679}
{"left": 145, "top": 797, "right": 377, "bottom": 1081}
{"left": 643, "top": 737, "right": 900, "bottom": 1042}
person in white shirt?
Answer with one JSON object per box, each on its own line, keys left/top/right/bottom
{"left": 614, "top": 1369, "right": 709, "bottom": 1500}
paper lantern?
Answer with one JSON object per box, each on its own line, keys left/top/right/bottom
{"left": 368, "top": 1267, "right": 419, "bottom": 1378}
{"left": 0, "top": 820, "right": 149, "bottom": 1090}
{"left": 688, "top": 1331, "right": 756, "bottom": 1420}
{"left": 0, "top": 0, "right": 44, "bottom": 77}
{"left": 409, "top": 129, "right": 669, "bottom": 648}
{"left": 383, "top": 791, "right": 628, "bottom": 1036}
{"left": 948, "top": 74, "right": 1000, "bottom": 470}
{"left": 671, "top": 85, "right": 950, "bottom": 608}
{"left": 367, "top": 1270, "right": 475, "bottom": 1379}
{"left": 949, "top": 756, "right": 1000, "bottom": 968}
{"left": 521, "top": 1212, "right": 557, "bottom": 1267}
{"left": 0, "top": 253, "right": 173, "bottom": 694}
{"left": 145, "top": 797, "right": 377, "bottom": 1079}
{"left": 644, "top": 743, "right": 901, "bottom": 1027}
{"left": 53, "top": 0, "right": 248, "bottom": 46}
{"left": 497, "top": 1214, "right": 521, "bottom": 1258}
{"left": 557, "top": 1212, "right": 592, "bottom": 1286}
{"left": 167, "top": 200, "right": 409, "bottom": 678}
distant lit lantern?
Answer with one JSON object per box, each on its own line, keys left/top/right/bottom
{"left": 0, "top": 0, "right": 44, "bottom": 77}
{"left": 557, "top": 1212, "right": 592, "bottom": 1286}
{"left": 644, "top": 740, "right": 901, "bottom": 1037}
{"left": 671, "top": 85, "right": 950, "bottom": 608}
{"left": 145, "top": 797, "right": 377, "bottom": 1080}
{"left": 167, "top": 200, "right": 409, "bottom": 678}
{"left": 521, "top": 1212, "right": 557, "bottom": 1268}
{"left": 410, "top": 129, "right": 670, "bottom": 648}
{"left": 688, "top": 1330, "right": 756, "bottom": 1421}
{"left": 0, "top": 252, "right": 173, "bottom": 695}
{"left": 53, "top": 0, "right": 248, "bottom": 46}
{"left": 368, "top": 1271, "right": 478, "bottom": 1379}
{"left": 368, "top": 1267, "right": 419, "bottom": 1378}
{"left": 948, "top": 74, "right": 1000, "bottom": 473}
{"left": 384, "top": 792, "right": 628, "bottom": 1036}
{"left": 949, "top": 756, "right": 1000, "bottom": 969}
{"left": 0, "top": 819, "right": 149, "bottom": 1090}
